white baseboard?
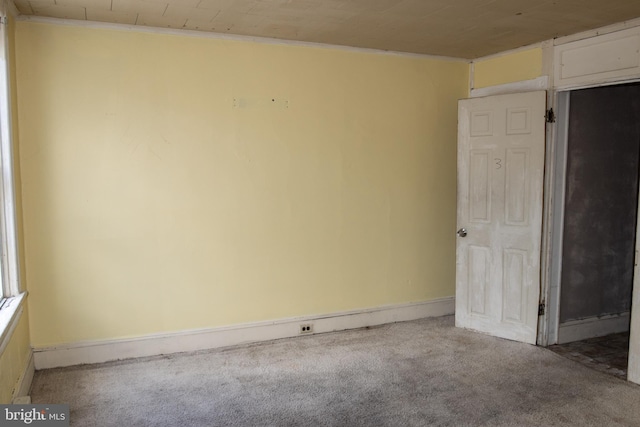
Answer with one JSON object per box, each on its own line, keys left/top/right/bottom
{"left": 12, "top": 350, "right": 34, "bottom": 403}
{"left": 33, "top": 297, "right": 454, "bottom": 370}
{"left": 557, "top": 312, "right": 630, "bottom": 344}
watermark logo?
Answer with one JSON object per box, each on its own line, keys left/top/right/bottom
{"left": 0, "top": 405, "right": 69, "bottom": 426}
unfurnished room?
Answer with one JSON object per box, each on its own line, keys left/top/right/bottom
{"left": 2, "top": 0, "right": 640, "bottom": 426}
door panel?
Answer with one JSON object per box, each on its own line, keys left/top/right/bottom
{"left": 469, "top": 150, "right": 491, "bottom": 222}
{"left": 456, "top": 91, "right": 546, "bottom": 344}
{"left": 469, "top": 245, "right": 491, "bottom": 315}
{"left": 505, "top": 149, "right": 529, "bottom": 225}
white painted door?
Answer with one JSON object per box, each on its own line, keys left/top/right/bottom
{"left": 455, "top": 91, "right": 546, "bottom": 344}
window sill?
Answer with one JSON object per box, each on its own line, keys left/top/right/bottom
{"left": 0, "top": 292, "right": 26, "bottom": 355}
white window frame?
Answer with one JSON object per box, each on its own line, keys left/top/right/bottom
{"left": 0, "top": 0, "right": 25, "bottom": 355}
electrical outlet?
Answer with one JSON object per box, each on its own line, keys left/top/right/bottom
{"left": 300, "top": 324, "right": 313, "bottom": 334}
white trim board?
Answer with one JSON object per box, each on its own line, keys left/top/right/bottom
{"left": 33, "top": 297, "right": 454, "bottom": 370}
{"left": 540, "top": 91, "right": 570, "bottom": 347}
{"left": 555, "top": 77, "right": 640, "bottom": 93}
{"left": 0, "top": 292, "right": 25, "bottom": 356}
{"left": 12, "top": 350, "right": 34, "bottom": 403}
{"left": 16, "top": 15, "right": 468, "bottom": 62}
{"left": 554, "top": 17, "right": 640, "bottom": 47}
{"left": 553, "top": 26, "right": 640, "bottom": 89}
{"left": 557, "top": 312, "right": 630, "bottom": 344}
{"left": 470, "top": 76, "right": 549, "bottom": 98}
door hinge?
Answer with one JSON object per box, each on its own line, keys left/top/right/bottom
{"left": 538, "top": 303, "right": 546, "bottom": 316}
{"left": 545, "top": 108, "right": 556, "bottom": 123}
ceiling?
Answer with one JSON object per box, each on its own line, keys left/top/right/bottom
{"left": 13, "top": 0, "right": 640, "bottom": 58}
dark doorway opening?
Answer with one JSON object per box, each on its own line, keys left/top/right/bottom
{"left": 554, "top": 82, "right": 640, "bottom": 378}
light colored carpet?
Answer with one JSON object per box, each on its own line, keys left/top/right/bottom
{"left": 31, "top": 315, "right": 640, "bottom": 426}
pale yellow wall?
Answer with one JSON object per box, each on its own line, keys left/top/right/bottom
{"left": 0, "top": 307, "right": 30, "bottom": 403}
{"left": 15, "top": 21, "right": 468, "bottom": 348}
{"left": 473, "top": 47, "right": 543, "bottom": 89}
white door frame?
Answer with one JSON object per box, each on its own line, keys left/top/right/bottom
{"left": 538, "top": 90, "right": 569, "bottom": 347}
{"left": 540, "top": 81, "right": 640, "bottom": 348}
{"left": 534, "top": 24, "right": 640, "bottom": 350}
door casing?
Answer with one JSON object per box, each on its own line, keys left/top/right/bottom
{"left": 540, "top": 82, "right": 640, "bottom": 384}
